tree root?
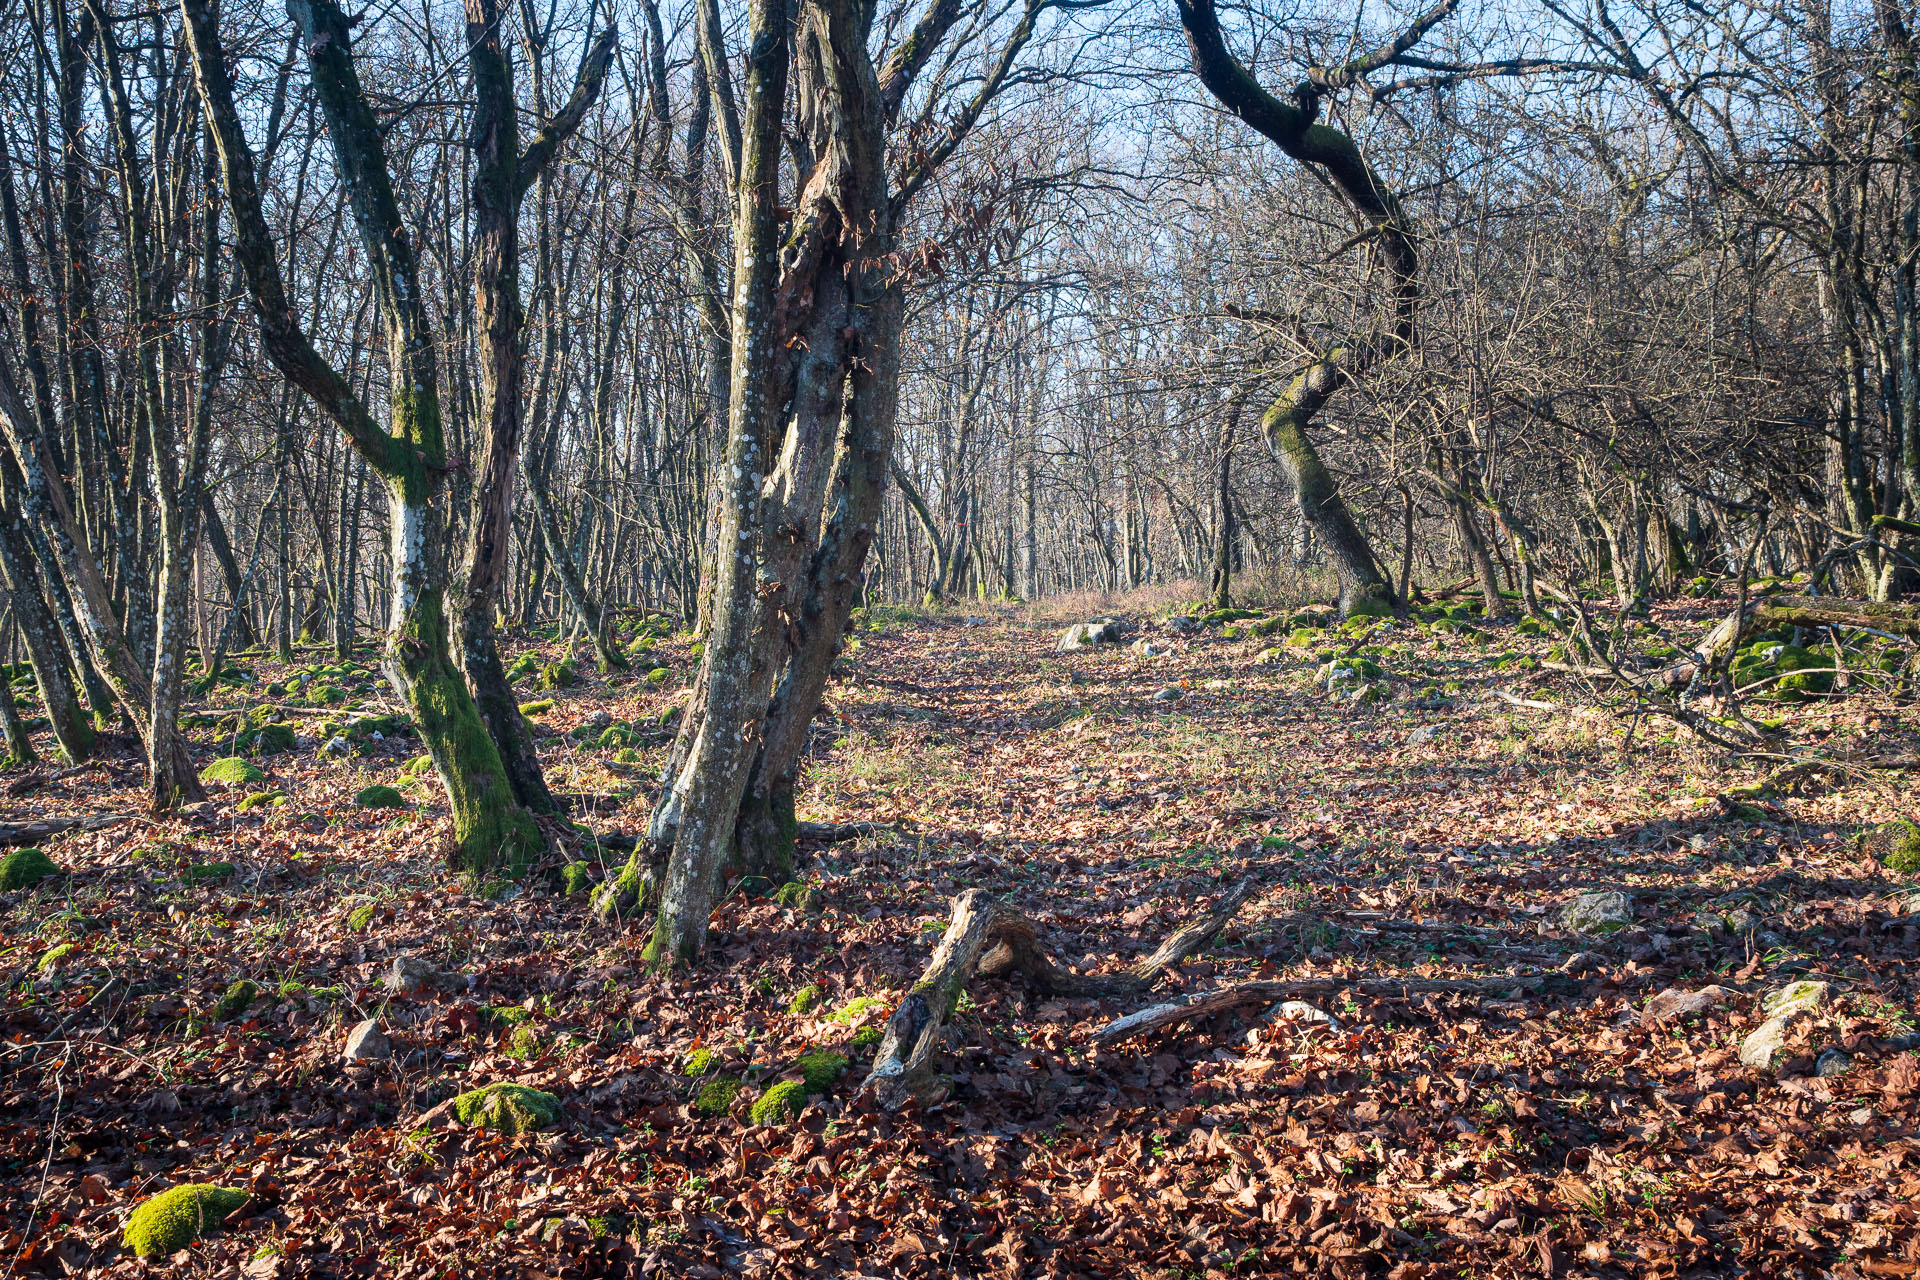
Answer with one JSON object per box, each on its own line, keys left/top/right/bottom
{"left": 864, "top": 878, "right": 1258, "bottom": 1107}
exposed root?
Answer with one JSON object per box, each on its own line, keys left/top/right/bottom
{"left": 1092, "top": 974, "right": 1561, "bottom": 1043}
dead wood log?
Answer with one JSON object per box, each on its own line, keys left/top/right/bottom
{"left": 0, "top": 813, "right": 136, "bottom": 847}
{"left": 796, "top": 820, "right": 894, "bottom": 843}
{"left": 1092, "top": 974, "right": 1555, "bottom": 1043}
{"left": 865, "top": 878, "right": 1260, "bottom": 1107}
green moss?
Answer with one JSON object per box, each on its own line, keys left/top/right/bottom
{"left": 0, "top": 847, "right": 58, "bottom": 890}
{"left": 561, "top": 862, "right": 592, "bottom": 895}
{"left": 402, "top": 753, "right": 434, "bottom": 776}
{"left": 693, "top": 1075, "right": 740, "bottom": 1116}
{"left": 1347, "top": 596, "right": 1394, "bottom": 619}
{"left": 518, "top": 699, "right": 554, "bottom": 716}
{"left": 851, "top": 1025, "right": 883, "bottom": 1053}
{"left": 828, "top": 995, "right": 889, "bottom": 1024}
{"left": 199, "top": 756, "right": 265, "bottom": 785}
{"left": 1514, "top": 616, "right": 1547, "bottom": 637}
{"left": 789, "top": 984, "right": 822, "bottom": 1014}
{"left": 750, "top": 1080, "right": 806, "bottom": 1125}
{"left": 37, "top": 941, "right": 76, "bottom": 970}
{"left": 483, "top": 1004, "right": 534, "bottom": 1026}
{"left": 346, "top": 904, "right": 377, "bottom": 932}
{"left": 311, "top": 683, "right": 347, "bottom": 705}
{"left": 683, "top": 1046, "right": 717, "bottom": 1075}
{"left": 212, "top": 979, "right": 258, "bottom": 1021}
{"left": 237, "top": 790, "right": 285, "bottom": 812}
{"left": 123, "top": 1183, "right": 249, "bottom": 1257}
{"left": 452, "top": 1082, "right": 561, "bottom": 1133}
{"left": 1200, "top": 608, "right": 1258, "bottom": 626}
{"left": 613, "top": 747, "right": 641, "bottom": 764}
{"left": 645, "top": 667, "right": 670, "bottom": 685}
{"left": 508, "top": 1024, "right": 542, "bottom": 1059}
{"left": 354, "top": 784, "right": 408, "bottom": 810}
{"left": 793, "top": 1049, "right": 848, "bottom": 1091}
{"left": 772, "top": 881, "right": 816, "bottom": 911}
{"left": 183, "top": 862, "right": 235, "bottom": 884}
{"left": 505, "top": 654, "right": 541, "bottom": 682}
{"left": 596, "top": 725, "right": 639, "bottom": 749}
{"left": 245, "top": 722, "right": 296, "bottom": 756}
{"left": 538, "top": 661, "right": 578, "bottom": 691}
{"left": 1864, "top": 820, "right": 1920, "bottom": 874}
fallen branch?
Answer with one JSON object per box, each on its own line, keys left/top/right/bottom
{"left": 1492, "top": 689, "right": 1559, "bottom": 712}
{"left": 0, "top": 814, "right": 137, "bottom": 847}
{"left": 797, "top": 820, "right": 895, "bottom": 843}
{"left": 1093, "top": 974, "right": 1557, "bottom": 1043}
{"left": 865, "top": 879, "right": 1259, "bottom": 1106}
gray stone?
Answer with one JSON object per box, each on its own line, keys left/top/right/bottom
{"left": 1815, "top": 1047, "right": 1853, "bottom": 1078}
{"left": 386, "top": 954, "right": 443, "bottom": 993}
{"left": 1641, "top": 985, "right": 1735, "bottom": 1024}
{"left": 319, "top": 735, "right": 350, "bottom": 757}
{"left": 1267, "top": 1000, "right": 1341, "bottom": 1030}
{"left": 1740, "top": 1014, "right": 1802, "bottom": 1071}
{"left": 1723, "top": 908, "right": 1759, "bottom": 935}
{"left": 1131, "top": 639, "right": 1170, "bottom": 657}
{"left": 1162, "top": 616, "right": 1199, "bottom": 636}
{"left": 1408, "top": 726, "right": 1438, "bottom": 746}
{"left": 1150, "top": 686, "right": 1183, "bottom": 703}
{"left": 343, "top": 1018, "right": 389, "bottom": 1061}
{"left": 1763, "top": 979, "right": 1831, "bottom": 1018}
{"left": 1056, "top": 621, "right": 1122, "bottom": 652}
{"left": 1559, "top": 950, "right": 1606, "bottom": 976}
{"left": 1560, "top": 891, "right": 1632, "bottom": 937}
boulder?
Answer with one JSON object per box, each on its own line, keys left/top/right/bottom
{"left": 1561, "top": 890, "right": 1632, "bottom": 936}
{"left": 1407, "top": 725, "right": 1438, "bottom": 746}
{"left": 1057, "top": 620, "right": 1122, "bottom": 652}
{"left": 1739, "top": 1014, "right": 1802, "bottom": 1071}
{"left": 343, "top": 1018, "right": 390, "bottom": 1061}
{"left": 1163, "top": 615, "right": 1199, "bottom": 636}
{"left": 1763, "top": 979, "right": 1831, "bottom": 1018}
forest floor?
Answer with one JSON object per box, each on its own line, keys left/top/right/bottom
{"left": 3, "top": 595, "right": 1920, "bottom": 1279}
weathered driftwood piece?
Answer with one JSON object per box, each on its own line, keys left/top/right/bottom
{"left": 1093, "top": 974, "right": 1553, "bottom": 1044}
{"left": 866, "top": 879, "right": 1259, "bottom": 1106}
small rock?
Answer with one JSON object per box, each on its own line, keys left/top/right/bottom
{"left": 582, "top": 710, "right": 613, "bottom": 733}
{"left": 319, "top": 735, "right": 350, "bottom": 757}
{"left": 1150, "top": 686, "right": 1183, "bottom": 703}
{"left": 1739, "top": 1014, "right": 1803, "bottom": 1071}
{"left": 342, "top": 1018, "right": 389, "bottom": 1061}
{"left": 387, "top": 955, "right": 443, "bottom": 993}
{"left": 1688, "top": 834, "right": 1710, "bottom": 853}
{"left": 1815, "top": 1047, "right": 1852, "bottom": 1078}
{"left": 1764, "top": 979, "right": 1831, "bottom": 1018}
{"left": 1131, "top": 639, "right": 1169, "bottom": 657}
{"left": 1267, "top": 1000, "right": 1341, "bottom": 1029}
{"left": 1723, "top": 908, "right": 1759, "bottom": 934}
{"left": 1641, "top": 985, "right": 1734, "bottom": 1024}
{"left": 1162, "top": 615, "right": 1199, "bottom": 635}
{"left": 1559, "top": 950, "right": 1605, "bottom": 976}
{"left": 961, "top": 616, "right": 988, "bottom": 627}
{"left": 1407, "top": 725, "right": 1437, "bottom": 746}
{"left": 1561, "top": 890, "right": 1632, "bottom": 937}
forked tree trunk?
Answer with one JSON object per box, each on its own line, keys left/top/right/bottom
{"left": 186, "top": 0, "right": 540, "bottom": 875}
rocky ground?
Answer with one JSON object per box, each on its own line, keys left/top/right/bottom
{"left": 2, "top": 596, "right": 1918, "bottom": 1278}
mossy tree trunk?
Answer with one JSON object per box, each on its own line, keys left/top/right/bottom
{"left": 452, "top": 0, "right": 612, "bottom": 812}
{"left": 185, "top": 0, "right": 540, "bottom": 876}
{"left": 1178, "top": 0, "right": 1461, "bottom": 619}
{"left": 0, "top": 513, "right": 91, "bottom": 761}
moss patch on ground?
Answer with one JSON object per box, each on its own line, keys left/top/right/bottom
{"left": 451, "top": 1083, "right": 561, "bottom": 1134}
{"left": 123, "top": 1183, "right": 249, "bottom": 1257}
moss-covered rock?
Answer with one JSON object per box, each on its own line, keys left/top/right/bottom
{"left": 1346, "top": 596, "right": 1395, "bottom": 619}
{"left": 851, "top": 1024, "right": 883, "bottom": 1053}
{"left": 645, "top": 667, "right": 671, "bottom": 685}
{"left": 538, "top": 661, "right": 578, "bottom": 691}
{"left": 683, "top": 1046, "right": 718, "bottom": 1075}
{"left": 401, "top": 753, "right": 434, "bottom": 777}
{"left": 694, "top": 1075, "right": 740, "bottom": 1116}
{"left": 122, "top": 1183, "right": 249, "bottom": 1257}
{"left": 772, "top": 881, "right": 816, "bottom": 911}
{"left": 1862, "top": 819, "right": 1920, "bottom": 874}
{"left": 1199, "top": 608, "right": 1258, "bottom": 626}
{"left": 244, "top": 722, "right": 296, "bottom": 756}
{"left": 199, "top": 756, "right": 265, "bottom": 786}
{"left": 346, "top": 904, "right": 377, "bottom": 932}
{"left": 505, "top": 654, "right": 541, "bottom": 683}
{"left": 212, "top": 979, "right": 258, "bottom": 1021}
{"left": 237, "top": 790, "right": 285, "bottom": 812}
{"left": 612, "top": 747, "right": 642, "bottom": 764}
{"left": 37, "top": 941, "right": 76, "bottom": 971}
{"left": 452, "top": 1082, "right": 561, "bottom": 1133}
{"left": 794, "top": 1049, "right": 848, "bottom": 1090}
{"left": 519, "top": 699, "right": 554, "bottom": 716}
{"left": 788, "top": 984, "right": 822, "bottom": 1014}
{"left": 750, "top": 1080, "right": 807, "bottom": 1125}
{"left": 561, "top": 862, "right": 592, "bottom": 895}
{"left": 0, "top": 847, "right": 58, "bottom": 890}
{"left": 1514, "top": 616, "right": 1547, "bottom": 637}
{"left": 354, "top": 784, "right": 408, "bottom": 810}
{"left": 310, "top": 683, "right": 348, "bottom": 705}
{"left": 183, "top": 861, "right": 235, "bottom": 884}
